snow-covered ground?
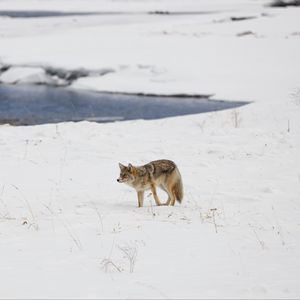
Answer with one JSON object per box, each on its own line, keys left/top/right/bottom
{"left": 0, "top": 0, "right": 300, "bottom": 298}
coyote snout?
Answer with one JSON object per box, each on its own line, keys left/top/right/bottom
{"left": 117, "top": 159, "right": 183, "bottom": 207}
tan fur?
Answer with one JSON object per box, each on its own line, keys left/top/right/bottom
{"left": 117, "top": 159, "right": 183, "bottom": 207}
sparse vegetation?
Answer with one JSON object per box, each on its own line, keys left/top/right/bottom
{"left": 100, "top": 242, "right": 138, "bottom": 273}
{"left": 199, "top": 207, "right": 222, "bottom": 234}
{"left": 90, "top": 201, "right": 104, "bottom": 234}
{"left": 0, "top": 184, "right": 11, "bottom": 220}
{"left": 11, "top": 184, "right": 39, "bottom": 231}
{"left": 118, "top": 244, "right": 138, "bottom": 273}
{"left": 231, "top": 109, "right": 242, "bottom": 128}
{"left": 101, "top": 258, "right": 122, "bottom": 273}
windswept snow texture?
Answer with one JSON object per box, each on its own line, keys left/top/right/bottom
{"left": 0, "top": 0, "right": 300, "bottom": 299}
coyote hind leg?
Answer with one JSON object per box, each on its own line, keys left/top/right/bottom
{"left": 160, "top": 185, "right": 171, "bottom": 206}
{"left": 165, "top": 197, "right": 171, "bottom": 206}
{"left": 151, "top": 184, "right": 162, "bottom": 206}
{"left": 170, "top": 189, "right": 176, "bottom": 206}
{"left": 166, "top": 183, "right": 176, "bottom": 206}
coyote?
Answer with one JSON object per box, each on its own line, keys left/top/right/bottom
{"left": 117, "top": 159, "right": 183, "bottom": 207}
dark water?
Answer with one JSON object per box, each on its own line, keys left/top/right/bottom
{"left": 0, "top": 10, "right": 213, "bottom": 18}
{"left": 0, "top": 10, "right": 121, "bottom": 18}
{"left": 0, "top": 85, "right": 248, "bottom": 126}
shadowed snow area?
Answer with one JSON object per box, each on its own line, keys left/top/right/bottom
{"left": 0, "top": 84, "right": 248, "bottom": 125}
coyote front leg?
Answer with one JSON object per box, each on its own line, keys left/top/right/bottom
{"left": 137, "top": 191, "right": 144, "bottom": 208}
{"left": 150, "top": 184, "right": 162, "bottom": 206}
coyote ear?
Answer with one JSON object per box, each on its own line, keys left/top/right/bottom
{"left": 128, "top": 163, "right": 133, "bottom": 172}
{"left": 119, "top": 163, "right": 125, "bottom": 170}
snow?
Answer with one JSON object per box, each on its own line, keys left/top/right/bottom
{"left": 0, "top": 66, "right": 63, "bottom": 85}
{"left": 0, "top": 0, "right": 300, "bottom": 298}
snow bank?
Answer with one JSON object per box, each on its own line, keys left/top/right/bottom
{"left": 73, "top": 66, "right": 214, "bottom": 96}
{"left": 0, "top": 66, "right": 65, "bottom": 85}
{"left": 0, "top": 65, "right": 114, "bottom": 87}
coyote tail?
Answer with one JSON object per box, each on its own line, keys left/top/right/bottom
{"left": 174, "top": 169, "right": 184, "bottom": 203}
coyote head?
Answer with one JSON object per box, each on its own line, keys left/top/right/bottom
{"left": 117, "top": 163, "right": 135, "bottom": 184}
